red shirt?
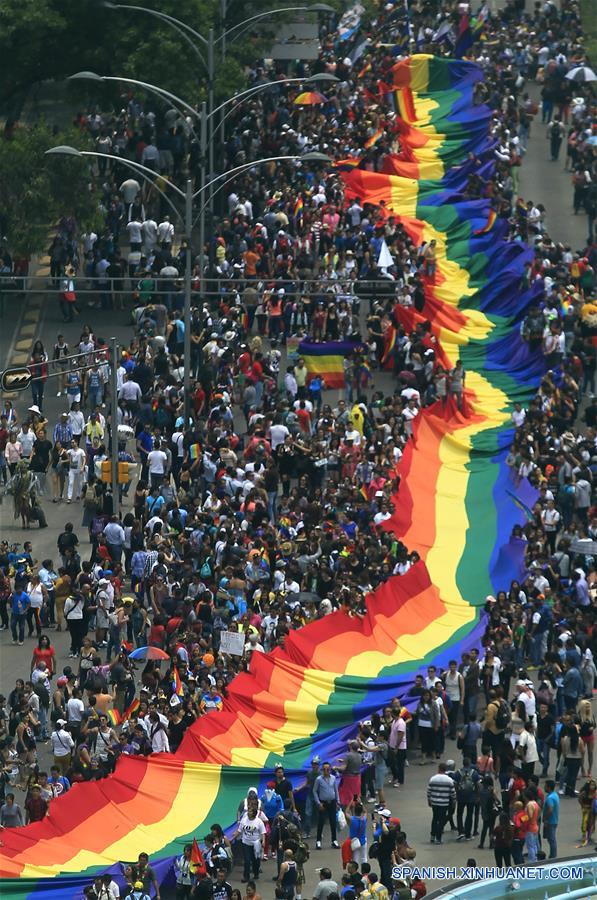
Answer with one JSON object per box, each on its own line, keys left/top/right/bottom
{"left": 296, "top": 408, "right": 311, "bottom": 434}
{"left": 148, "top": 624, "right": 165, "bottom": 647}
{"left": 25, "top": 795, "right": 48, "bottom": 822}
{"left": 238, "top": 352, "right": 252, "bottom": 375}
{"left": 512, "top": 809, "right": 529, "bottom": 839}
{"left": 32, "top": 646, "right": 56, "bottom": 677}
{"left": 249, "top": 361, "right": 264, "bottom": 384}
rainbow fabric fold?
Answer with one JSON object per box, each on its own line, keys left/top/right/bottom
{"left": 0, "top": 54, "right": 544, "bottom": 899}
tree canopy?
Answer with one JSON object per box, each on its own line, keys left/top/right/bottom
{"left": 1, "top": 0, "right": 308, "bottom": 116}
{"left": 0, "top": 123, "right": 101, "bottom": 257}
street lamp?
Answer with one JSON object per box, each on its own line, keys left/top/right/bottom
{"left": 45, "top": 144, "right": 330, "bottom": 432}
{"left": 102, "top": 2, "right": 335, "bottom": 207}
{"left": 71, "top": 68, "right": 338, "bottom": 222}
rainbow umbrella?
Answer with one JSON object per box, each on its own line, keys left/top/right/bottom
{"left": 129, "top": 646, "right": 170, "bottom": 660}
{"left": 294, "top": 90, "right": 327, "bottom": 105}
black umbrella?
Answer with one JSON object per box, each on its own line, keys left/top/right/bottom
{"left": 296, "top": 591, "right": 322, "bottom": 605}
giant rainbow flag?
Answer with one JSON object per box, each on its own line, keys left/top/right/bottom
{"left": 0, "top": 55, "right": 544, "bottom": 898}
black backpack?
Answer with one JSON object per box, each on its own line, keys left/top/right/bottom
{"left": 495, "top": 701, "right": 511, "bottom": 730}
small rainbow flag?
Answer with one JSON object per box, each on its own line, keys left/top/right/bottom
{"left": 107, "top": 709, "right": 122, "bottom": 728}
{"left": 293, "top": 195, "right": 304, "bottom": 222}
{"left": 473, "top": 208, "right": 497, "bottom": 235}
{"left": 358, "top": 61, "right": 372, "bottom": 78}
{"left": 123, "top": 698, "right": 140, "bottom": 721}
{"left": 381, "top": 325, "right": 398, "bottom": 369}
{"left": 173, "top": 667, "right": 184, "bottom": 697}
{"left": 188, "top": 442, "right": 201, "bottom": 461}
{"left": 334, "top": 157, "right": 364, "bottom": 171}
{"left": 505, "top": 488, "right": 535, "bottom": 523}
{"left": 359, "top": 484, "right": 370, "bottom": 502}
{"left": 298, "top": 340, "right": 364, "bottom": 390}
{"left": 364, "top": 127, "right": 384, "bottom": 150}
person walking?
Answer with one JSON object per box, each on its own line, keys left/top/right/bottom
{"left": 518, "top": 721, "right": 540, "bottom": 782}
{"left": 426, "top": 762, "right": 456, "bottom": 845}
{"left": 444, "top": 659, "right": 465, "bottom": 739}
{"left": 547, "top": 116, "right": 566, "bottom": 161}
{"left": 561, "top": 723, "right": 584, "bottom": 797}
{"left": 66, "top": 439, "right": 86, "bottom": 503}
{"left": 492, "top": 811, "right": 514, "bottom": 867}
{"left": 524, "top": 789, "right": 540, "bottom": 863}
{"left": 50, "top": 719, "right": 75, "bottom": 773}
{"left": 313, "top": 760, "right": 340, "bottom": 849}
{"left": 235, "top": 805, "right": 265, "bottom": 883}
{"left": 10, "top": 584, "right": 30, "bottom": 646}
{"left": 455, "top": 757, "right": 481, "bottom": 841}
{"left": 478, "top": 775, "right": 500, "bottom": 850}
{"left": 543, "top": 779, "right": 560, "bottom": 858}
{"left": 63, "top": 591, "right": 86, "bottom": 657}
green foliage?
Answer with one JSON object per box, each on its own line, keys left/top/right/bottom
{"left": 579, "top": 0, "right": 597, "bottom": 67}
{"left": 1, "top": 0, "right": 330, "bottom": 115}
{"left": 0, "top": 124, "right": 101, "bottom": 257}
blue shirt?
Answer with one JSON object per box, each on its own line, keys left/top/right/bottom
{"left": 543, "top": 790, "right": 560, "bottom": 825}
{"left": 11, "top": 591, "right": 30, "bottom": 615}
{"left": 137, "top": 431, "right": 153, "bottom": 453}
{"left": 48, "top": 774, "right": 70, "bottom": 794}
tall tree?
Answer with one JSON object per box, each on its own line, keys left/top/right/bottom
{"left": 0, "top": 123, "right": 101, "bottom": 257}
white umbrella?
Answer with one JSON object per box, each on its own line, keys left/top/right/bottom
{"left": 565, "top": 66, "right": 596, "bottom": 83}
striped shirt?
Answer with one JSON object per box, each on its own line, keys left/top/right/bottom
{"left": 53, "top": 422, "right": 73, "bottom": 445}
{"left": 426, "top": 773, "right": 456, "bottom": 807}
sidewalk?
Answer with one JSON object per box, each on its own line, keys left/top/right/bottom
{"left": 517, "top": 84, "right": 589, "bottom": 251}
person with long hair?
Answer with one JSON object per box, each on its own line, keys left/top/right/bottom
{"left": 31, "top": 634, "right": 55, "bottom": 677}
{"left": 576, "top": 779, "right": 596, "bottom": 847}
{"left": 579, "top": 699, "right": 595, "bottom": 777}
{"left": 492, "top": 811, "right": 514, "bottom": 867}
{"left": 416, "top": 689, "right": 436, "bottom": 764}
{"left": 560, "top": 721, "right": 584, "bottom": 797}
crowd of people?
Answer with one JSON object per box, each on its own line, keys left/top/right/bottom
{"left": 0, "top": 0, "right": 596, "bottom": 897}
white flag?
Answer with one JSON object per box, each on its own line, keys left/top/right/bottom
{"left": 377, "top": 239, "right": 394, "bottom": 271}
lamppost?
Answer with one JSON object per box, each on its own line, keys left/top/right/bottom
{"left": 68, "top": 69, "right": 338, "bottom": 336}
{"left": 46, "top": 144, "right": 330, "bottom": 426}
{"left": 101, "top": 1, "right": 334, "bottom": 205}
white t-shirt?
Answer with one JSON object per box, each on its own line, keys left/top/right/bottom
{"left": 270, "top": 424, "right": 290, "bottom": 450}
{"left": 67, "top": 447, "right": 86, "bottom": 472}
{"left": 67, "top": 697, "right": 85, "bottom": 722}
{"left": 142, "top": 219, "right": 158, "bottom": 246}
{"left": 126, "top": 221, "right": 143, "bottom": 244}
{"left": 238, "top": 813, "right": 266, "bottom": 846}
{"left": 518, "top": 730, "right": 539, "bottom": 763}
{"left": 51, "top": 728, "right": 75, "bottom": 757}
{"left": 27, "top": 583, "right": 44, "bottom": 610}
{"left": 147, "top": 450, "right": 167, "bottom": 475}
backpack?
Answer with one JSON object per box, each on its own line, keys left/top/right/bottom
{"left": 368, "top": 840, "right": 379, "bottom": 859}
{"left": 87, "top": 670, "right": 108, "bottom": 694}
{"left": 458, "top": 768, "right": 475, "bottom": 797}
{"left": 294, "top": 838, "right": 310, "bottom": 864}
{"left": 200, "top": 556, "right": 213, "bottom": 580}
{"left": 495, "top": 701, "right": 511, "bottom": 730}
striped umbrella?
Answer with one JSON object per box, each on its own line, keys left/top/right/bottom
{"left": 565, "top": 66, "right": 596, "bottom": 82}
{"left": 294, "top": 90, "right": 327, "bottom": 105}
